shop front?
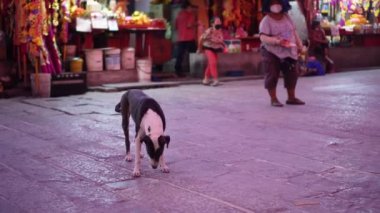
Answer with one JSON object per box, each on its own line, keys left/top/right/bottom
{"left": 1, "top": 0, "right": 379, "bottom": 97}
{"left": 310, "top": 0, "right": 379, "bottom": 43}
{"left": 302, "top": 0, "right": 380, "bottom": 70}
{"left": 0, "top": 0, "right": 174, "bottom": 97}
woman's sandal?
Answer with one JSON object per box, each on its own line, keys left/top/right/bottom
{"left": 271, "top": 99, "right": 284, "bottom": 107}
{"left": 286, "top": 98, "right": 305, "bottom": 105}
{"left": 202, "top": 79, "right": 210, "bottom": 85}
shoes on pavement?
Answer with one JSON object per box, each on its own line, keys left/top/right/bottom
{"left": 286, "top": 98, "right": 305, "bottom": 105}
{"left": 210, "top": 80, "right": 220, "bottom": 87}
{"left": 202, "top": 79, "right": 210, "bottom": 85}
{"left": 271, "top": 99, "right": 284, "bottom": 107}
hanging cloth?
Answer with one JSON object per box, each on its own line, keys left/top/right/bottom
{"left": 44, "top": 0, "right": 62, "bottom": 74}
{"left": 59, "top": 0, "right": 71, "bottom": 44}
{"left": 25, "top": 0, "right": 54, "bottom": 73}
{"left": 13, "top": 0, "right": 27, "bottom": 46}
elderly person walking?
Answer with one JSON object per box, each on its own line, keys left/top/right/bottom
{"left": 259, "top": 0, "right": 305, "bottom": 107}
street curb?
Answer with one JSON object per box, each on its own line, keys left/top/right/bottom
{"left": 88, "top": 75, "right": 264, "bottom": 92}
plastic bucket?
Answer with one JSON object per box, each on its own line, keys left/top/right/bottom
{"left": 30, "top": 73, "right": 51, "bottom": 97}
{"left": 121, "top": 47, "right": 135, "bottom": 70}
{"left": 136, "top": 59, "right": 152, "bottom": 82}
{"left": 104, "top": 48, "right": 121, "bottom": 70}
{"left": 70, "top": 57, "right": 83, "bottom": 73}
{"left": 84, "top": 49, "right": 103, "bottom": 71}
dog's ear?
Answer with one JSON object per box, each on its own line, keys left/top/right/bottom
{"left": 158, "top": 135, "right": 170, "bottom": 148}
{"left": 141, "top": 135, "right": 150, "bottom": 144}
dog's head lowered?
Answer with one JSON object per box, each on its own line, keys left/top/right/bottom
{"left": 141, "top": 135, "right": 170, "bottom": 169}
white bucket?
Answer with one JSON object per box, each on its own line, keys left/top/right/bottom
{"left": 84, "top": 49, "right": 103, "bottom": 71}
{"left": 30, "top": 73, "right": 51, "bottom": 97}
{"left": 121, "top": 47, "right": 135, "bottom": 70}
{"left": 104, "top": 48, "right": 121, "bottom": 70}
{"left": 137, "top": 59, "right": 152, "bottom": 82}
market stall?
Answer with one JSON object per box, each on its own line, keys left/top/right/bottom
{"left": 70, "top": 2, "right": 172, "bottom": 86}
{"left": 1, "top": 0, "right": 174, "bottom": 96}
{"left": 2, "top": 0, "right": 379, "bottom": 97}
{"left": 306, "top": 0, "right": 380, "bottom": 46}
{"left": 287, "top": 0, "right": 379, "bottom": 71}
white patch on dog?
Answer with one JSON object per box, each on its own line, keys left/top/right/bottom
{"left": 140, "top": 109, "right": 164, "bottom": 146}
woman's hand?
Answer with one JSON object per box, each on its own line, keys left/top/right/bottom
{"left": 279, "top": 39, "right": 296, "bottom": 48}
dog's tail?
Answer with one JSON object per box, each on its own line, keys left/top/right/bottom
{"left": 115, "top": 102, "right": 121, "bottom": 113}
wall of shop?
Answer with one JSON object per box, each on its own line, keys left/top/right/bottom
{"left": 189, "top": 51, "right": 263, "bottom": 78}
{"left": 330, "top": 46, "right": 380, "bottom": 71}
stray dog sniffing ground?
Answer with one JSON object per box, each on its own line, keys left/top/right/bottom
{"left": 115, "top": 89, "right": 171, "bottom": 177}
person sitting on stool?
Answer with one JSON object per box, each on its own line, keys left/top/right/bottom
{"left": 310, "top": 20, "right": 335, "bottom": 73}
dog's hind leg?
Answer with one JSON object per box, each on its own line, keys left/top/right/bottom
{"left": 121, "top": 95, "right": 132, "bottom": 162}
{"left": 122, "top": 116, "right": 132, "bottom": 162}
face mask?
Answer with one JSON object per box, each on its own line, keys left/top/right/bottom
{"left": 214, "top": 25, "right": 222, "bottom": 30}
{"left": 270, "top": 4, "right": 282, "bottom": 13}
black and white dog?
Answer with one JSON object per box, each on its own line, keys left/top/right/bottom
{"left": 115, "top": 89, "right": 170, "bottom": 177}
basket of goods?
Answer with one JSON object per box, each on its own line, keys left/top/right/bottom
{"left": 124, "top": 11, "right": 152, "bottom": 28}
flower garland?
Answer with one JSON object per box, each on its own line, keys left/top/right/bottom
{"left": 59, "top": 0, "right": 72, "bottom": 43}
{"left": 23, "top": 0, "right": 62, "bottom": 74}
{"left": 44, "top": 0, "right": 62, "bottom": 73}
{"left": 25, "top": 0, "right": 47, "bottom": 61}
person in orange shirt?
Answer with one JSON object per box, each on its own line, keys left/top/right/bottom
{"left": 174, "top": 0, "right": 198, "bottom": 77}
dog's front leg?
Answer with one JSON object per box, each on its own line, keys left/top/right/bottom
{"left": 132, "top": 136, "right": 142, "bottom": 177}
{"left": 159, "top": 155, "right": 170, "bottom": 173}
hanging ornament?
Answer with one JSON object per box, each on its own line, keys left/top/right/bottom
{"left": 52, "top": 0, "right": 60, "bottom": 27}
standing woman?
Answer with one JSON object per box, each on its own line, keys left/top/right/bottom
{"left": 174, "top": 0, "right": 198, "bottom": 77}
{"left": 259, "top": 0, "right": 305, "bottom": 107}
{"left": 198, "top": 17, "right": 225, "bottom": 86}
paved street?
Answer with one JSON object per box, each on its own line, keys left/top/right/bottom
{"left": 0, "top": 70, "right": 379, "bottom": 213}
